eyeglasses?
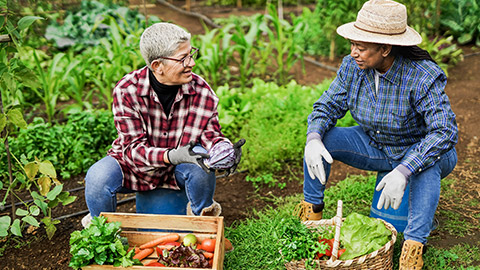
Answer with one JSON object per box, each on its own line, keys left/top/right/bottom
{"left": 155, "top": 47, "right": 199, "bottom": 68}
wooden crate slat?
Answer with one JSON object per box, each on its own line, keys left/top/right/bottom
{"left": 101, "top": 212, "right": 220, "bottom": 232}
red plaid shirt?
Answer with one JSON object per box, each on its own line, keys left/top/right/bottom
{"left": 107, "top": 66, "right": 230, "bottom": 191}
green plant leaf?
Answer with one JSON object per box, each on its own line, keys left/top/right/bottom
{"left": 24, "top": 162, "right": 39, "bottom": 180}
{"left": 42, "top": 217, "right": 59, "bottom": 240}
{"left": 10, "top": 219, "right": 22, "bottom": 236}
{"left": 15, "top": 208, "right": 29, "bottom": 216}
{"left": 39, "top": 160, "right": 57, "bottom": 178}
{"left": 17, "top": 16, "right": 44, "bottom": 31}
{"left": 47, "top": 184, "right": 63, "bottom": 200}
{"left": 14, "top": 67, "right": 39, "bottom": 89}
{"left": 458, "top": 33, "right": 473, "bottom": 44}
{"left": 22, "top": 216, "right": 40, "bottom": 227}
{"left": 0, "top": 216, "right": 11, "bottom": 237}
{"left": 30, "top": 205, "right": 40, "bottom": 216}
{"left": 7, "top": 108, "right": 27, "bottom": 129}
{"left": 34, "top": 199, "right": 48, "bottom": 216}
{"left": 58, "top": 192, "right": 77, "bottom": 205}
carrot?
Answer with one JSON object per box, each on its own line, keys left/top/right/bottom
{"left": 203, "top": 251, "right": 214, "bottom": 259}
{"left": 128, "top": 247, "right": 140, "bottom": 254}
{"left": 133, "top": 247, "right": 154, "bottom": 260}
{"left": 139, "top": 233, "right": 180, "bottom": 249}
{"left": 144, "top": 260, "right": 166, "bottom": 267}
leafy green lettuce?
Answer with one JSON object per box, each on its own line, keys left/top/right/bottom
{"left": 69, "top": 216, "right": 138, "bottom": 269}
{"left": 339, "top": 213, "right": 392, "bottom": 260}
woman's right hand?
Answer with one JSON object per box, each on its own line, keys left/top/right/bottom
{"left": 304, "top": 139, "right": 333, "bottom": 185}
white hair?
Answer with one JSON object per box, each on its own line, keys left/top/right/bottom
{"left": 140, "top": 23, "right": 191, "bottom": 70}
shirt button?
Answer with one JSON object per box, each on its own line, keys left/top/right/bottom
{"left": 164, "top": 132, "right": 167, "bottom": 136}
{"left": 437, "top": 157, "right": 441, "bottom": 159}
{"left": 376, "top": 130, "right": 380, "bottom": 134}
{"left": 418, "top": 168, "right": 423, "bottom": 172}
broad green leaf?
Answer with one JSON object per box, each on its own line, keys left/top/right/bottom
{"left": 2, "top": 72, "right": 16, "bottom": 91}
{"left": 458, "top": 33, "right": 473, "bottom": 45}
{"left": 0, "top": 216, "right": 11, "bottom": 237}
{"left": 24, "top": 162, "right": 39, "bottom": 180}
{"left": 42, "top": 217, "right": 58, "bottom": 240}
{"left": 15, "top": 208, "right": 28, "bottom": 216}
{"left": 7, "top": 108, "right": 27, "bottom": 129}
{"left": 58, "top": 192, "right": 77, "bottom": 205}
{"left": 30, "top": 205, "right": 40, "bottom": 216}
{"left": 47, "top": 184, "right": 62, "bottom": 200}
{"left": 22, "top": 216, "right": 40, "bottom": 227}
{"left": 0, "top": 0, "right": 6, "bottom": 8}
{"left": 39, "top": 160, "right": 56, "bottom": 178}
{"left": 48, "top": 198, "right": 59, "bottom": 208}
{"left": 30, "top": 191, "right": 43, "bottom": 200}
{"left": 63, "top": 195, "right": 77, "bottom": 205}
{"left": 34, "top": 199, "right": 48, "bottom": 215}
{"left": 17, "top": 16, "right": 44, "bottom": 31}
{"left": 10, "top": 219, "right": 22, "bottom": 236}
{"left": 38, "top": 176, "right": 51, "bottom": 196}
{"left": 14, "top": 67, "right": 39, "bottom": 89}
{"left": 0, "top": 113, "right": 6, "bottom": 133}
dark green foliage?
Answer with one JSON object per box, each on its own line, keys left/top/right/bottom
{"left": 45, "top": 0, "right": 150, "bottom": 48}
{"left": 0, "top": 110, "right": 117, "bottom": 180}
{"left": 292, "top": 0, "right": 363, "bottom": 58}
{"left": 440, "top": 0, "right": 480, "bottom": 46}
{"left": 218, "top": 79, "right": 356, "bottom": 176}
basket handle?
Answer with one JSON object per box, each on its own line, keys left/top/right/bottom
{"left": 327, "top": 200, "right": 343, "bottom": 264}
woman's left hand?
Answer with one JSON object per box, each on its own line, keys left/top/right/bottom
{"left": 375, "top": 168, "right": 407, "bottom": 210}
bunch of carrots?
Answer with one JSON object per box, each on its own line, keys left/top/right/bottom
{"left": 129, "top": 233, "right": 233, "bottom": 268}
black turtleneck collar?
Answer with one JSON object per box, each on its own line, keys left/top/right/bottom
{"left": 148, "top": 69, "right": 180, "bottom": 117}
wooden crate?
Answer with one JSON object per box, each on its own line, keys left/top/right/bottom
{"left": 82, "top": 212, "right": 225, "bottom": 270}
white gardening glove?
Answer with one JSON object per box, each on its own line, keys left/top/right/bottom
{"left": 376, "top": 168, "right": 407, "bottom": 210}
{"left": 304, "top": 139, "right": 333, "bottom": 185}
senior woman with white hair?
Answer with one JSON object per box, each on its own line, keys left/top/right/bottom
{"left": 82, "top": 23, "right": 245, "bottom": 225}
{"left": 296, "top": 0, "right": 457, "bottom": 268}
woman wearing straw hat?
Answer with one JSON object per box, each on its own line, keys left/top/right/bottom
{"left": 296, "top": 0, "right": 458, "bottom": 268}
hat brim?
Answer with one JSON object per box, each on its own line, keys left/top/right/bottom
{"left": 337, "top": 22, "right": 422, "bottom": 46}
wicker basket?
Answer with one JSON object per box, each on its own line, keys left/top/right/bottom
{"left": 285, "top": 200, "right": 397, "bottom": 270}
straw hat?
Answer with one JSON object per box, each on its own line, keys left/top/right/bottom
{"left": 336, "top": 0, "right": 422, "bottom": 46}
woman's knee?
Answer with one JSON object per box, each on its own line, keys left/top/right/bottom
{"left": 85, "top": 156, "right": 122, "bottom": 191}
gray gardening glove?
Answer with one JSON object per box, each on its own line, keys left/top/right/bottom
{"left": 168, "top": 141, "right": 210, "bottom": 173}
{"left": 376, "top": 168, "right": 407, "bottom": 210}
{"left": 223, "top": 138, "right": 246, "bottom": 177}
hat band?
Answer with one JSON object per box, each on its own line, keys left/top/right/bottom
{"left": 354, "top": 23, "right": 406, "bottom": 36}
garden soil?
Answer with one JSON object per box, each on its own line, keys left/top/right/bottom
{"left": 1, "top": 1, "right": 480, "bottom": 269}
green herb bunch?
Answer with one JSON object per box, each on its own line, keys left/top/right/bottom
{"left": 69, "top": 216, "right": 138, "bottom": 269}
{"left": 279, "top": 216, "right": 332, "bottom": 269}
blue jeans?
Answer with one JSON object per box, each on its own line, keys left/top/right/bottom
{"left": 303, "top": 126, "right": 457, "bottom": 244}
{"left": 85, "top": 155, "right": 216, "bottom": 217}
